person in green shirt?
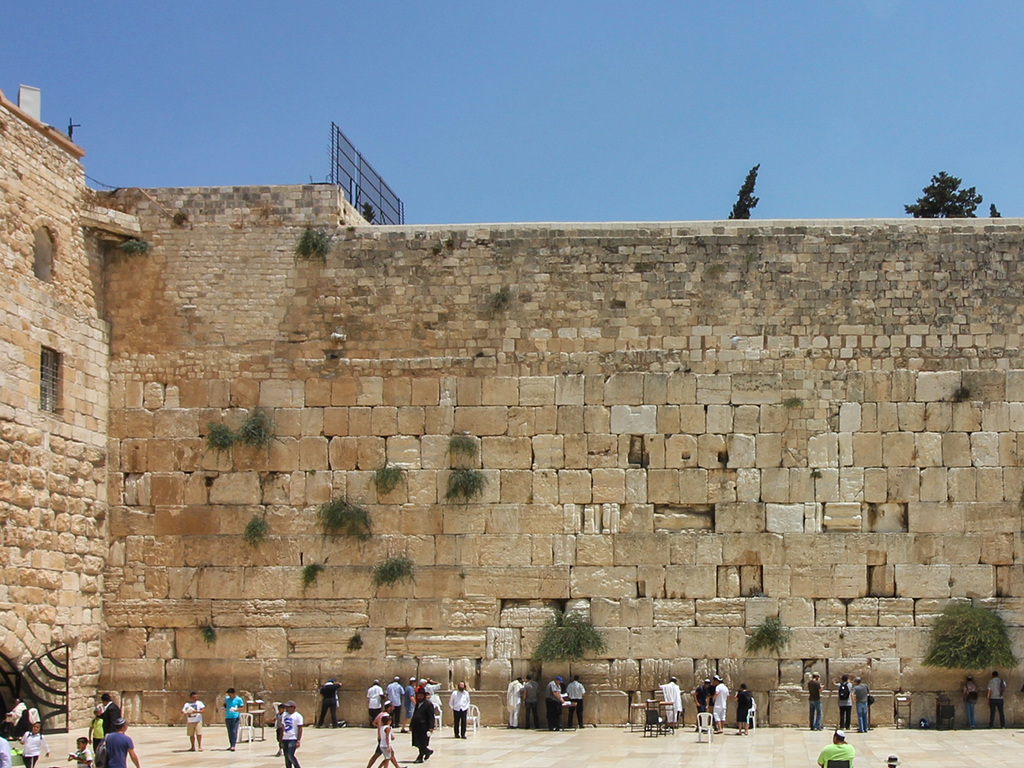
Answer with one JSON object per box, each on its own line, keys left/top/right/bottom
{"left": 817, "top": 730, "right": 855, "bottom": 767}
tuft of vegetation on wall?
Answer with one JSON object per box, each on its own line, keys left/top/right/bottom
{"left": 317, "top": 499, "right": 372, "bottom": 540}
{"left": 445, "top": 468, "right": 487, "bottom": 503}
{"left": 118, "top": 239, "right": 150, "bottom": 255}
{"left": 302, "top": 563, "right": 325, "bottom": 590}
{"left": 923, "top": 603, "right": 1016, "bottom": 669}
{"left": 243, "top": 516, "right": 268, "bottom": 547}
{"left": 237, "top": 410, "right": 275, "bottom": 449}
{"left": 372, "top": 556, "right": 415, "bottom": 589}
{"left": 373, "top": 465, "right": 404, "bottom": 496}
{"left": 745, "top": 617, "right": 791, "bottom": 656}
{"left": 347, "top": 633, "right": 364, "bottom": 652}
{"left": 201, "top": 624, "right": 217, "bottom": 645}
{"left": 205, "top": 422, "right": 237, "bottom": 454}
{"left": 531, "top": 608, "right": 607, "bottom": 662}
{"left": 295, "top": 228, "right": 332, "bottom": 261}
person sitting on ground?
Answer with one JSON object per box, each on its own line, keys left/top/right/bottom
{"left": 817, "top": 729, "right": 855, "bottom": 768}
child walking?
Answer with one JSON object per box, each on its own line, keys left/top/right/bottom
{"left": 20, "top": 721, "right": 50, "bottom": 768}
{"left": 371, "top": 713, "right": 401, "bottom": 768}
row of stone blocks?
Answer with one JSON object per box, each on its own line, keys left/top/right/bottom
{"left": 111, "top": 370, "right": 1024, "bottom": 411}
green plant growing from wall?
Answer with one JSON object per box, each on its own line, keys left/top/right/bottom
{"left": 243, "top": 515, "right": 268, "bottom": 548}
{"left": 238, "top": 410, "right": 275, "bottom": 449}
{"left": 446, "top": 468, "right": 487, "bottom": 503}
{"left": 295, "top": 228, "right": 332, "bottom": 261}
{"left": 347, "top": 633, "right": 364, "bottom": 652}
{"left": 201, "top": 624, "right": 217, "bottom": 645}
{"left": 531, "top": 608, "right": 607, "bottom": 662}
{"left": 373, "top": 465, "right": 404, "bottom": 496}
{"left": 118, "top": 238, "right": 151, "bottom": 255}
{"left": 372, "top": 556, "right": 415, "bottom": 589}
{"left": 783, "top": 397, "right": 803, "bottom": 409}
{"left": 317, "top": 499, "right": 372, "bottom": 540}
{"left": 205, "top": 422, "right": 237, "bottom": 454}
{"left": 302, "top": 563, "right": 325, "bottom": 590}
{"left": 486, "top": 286, "right": 514, "bottom": 315}
{"left": 923, "top": 602, "right": 1016, "bottom": 669}
{"left": 745, "top": 617, "right": 792, "bottom": 656}
{"left": 448, "top": 434, "right": 478, "bottom": 463}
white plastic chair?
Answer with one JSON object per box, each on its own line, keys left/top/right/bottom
{"left": 467, "top": 704, "right": 480, "bottom": 733}
{"left": 746, "top": 698, "right": 757, "bottom": 730}
{"left": 697, "top": 711, "right": 713, "bottom": 743}
{"left": 432, "top": 698, "right": 443, "bottom": 730}
{"left": 237, "top": 712, "right": 255, "bottom": 743}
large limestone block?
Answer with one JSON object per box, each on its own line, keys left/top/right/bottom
{"left": 555, "top": 375, "right": 584, "bottom": 405}
{"left": 558, "top": 470, "right": 592, "bottom": 504}
{"left": 465, "top": 567, "right": 569, "bottom": 599}
{"left": 916, "top": 371, "right": 960, "bottom": 402}
{"left": 453, "top": 407, "right": 508, "bottom": 436}
{"left": 208, "top": 473, "right": 261, "bottom": 505}
{"left": 963, "top": 501, "right": 1021, "bottom": 533}
{"left": 840, "top": 627, "right": 896, "bottom": 658}
{"left": 481, "top": 436, "right": 532, "bottom": 469}
{"left": 610, "top": 405, "right": 657, "bottom": 434}
{"left": 942, "top": 432, "right": 972, "bottom": 467}
{"left": 520, "top": 377, "right": 555, "bottom": 406}
{"left": 706, "top": 405, "right": 733, "bottom": 434}
{"left": 696, "top": 375, "right": 731, "bottom": 404}
{"left": 628, "top": 628, "right": 679, "bottom": 658}
{"left": 571, "top": 566, "right": 638, "bottom": 599}
{"left": 678, "top": 627, "right": 745, "bottom": 658}
{"left": 604, "top": 373, "right": 645, "bottom": 405}
{"left": 882, "top": 433, "right": 915, "bottom": 467}
{"left": 894, "top": 564, "right": 951, "bottom": 598}
{"left": 653, "top": 599, "right": 696, "bottom": 627}
{"left": 907, "top": 502, "right": 963, "bottom": 533}
{"left": 716, "top": 502, "right": 765, "bottom": 533}
{"left": 592, "top": 468, "right": 626, "bottom": 504}
{"left": 727, "top": 434, "right": 756, "bottom": 468}
{"left": 393, "top": 631, "right": 487, "bottom": 658}
{"left": 823, "top": 502, "right": 861, "bottom": 532}
{"left": 486, "top": 627, "right": 522, "bottom": 659}
{"left": 614, "top": 533, "right": 669, "bottom": 566}
{"left": 765, "top": 503, "right": 804, "bottom": 533}
{"left": 949, "top": 565, "right": 995, "bottom": 597}
{"left": 971, "top": 432, "right": 1000, "bottom": 467}
{"left": 481, "top": 377, "right": 519, "bottom": 406}
{"left": 664, "top": 566, "right": 716, "bottom": 599}
{"left": 695, "top": 598, "right": 745, "bottom": 626}
{"left": 730, "top": 374, "right": 781, "bottom": 404}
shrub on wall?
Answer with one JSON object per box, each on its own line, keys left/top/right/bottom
{"left": 295, "top": 228, "right": 332, "bottom": 261}
{"left": 243, "top": 516, "right": 268, "bottom": 547}
{"left": 373, "top": 465, "right": 404, "bottom": 496}
{"left": 118, "top": 238, "right": 150, "bottom": 255}
{"left": 347, "top": 633, "right": 364, "bottom": 652}
{"left": 205, "top": 422, "right": 237, "bottom": 454}
{"left": 745, "top": 617, "right": 791, "bottom": 656}
{"left": 372, "top": 556, "right": 415, "bottom": 589}
{"left": 445, "top": 468, "right": 486, "bottom": 503}
{"left": 201, "top": 624, "right": 217, "bottom": 645}
{"left": 302, "top": 563, "right": 325, "bottom": 590}
{"left": 531, "top": 608, "right": 607, "bottom": 662}
{"left": 317, "top": 499, "right": 372, "bottom": 540}
{"left": 923, "top": 603, "right": 1016, "bottom": 669}
{"left": 237, "top": 410, "right": 275, "bottom": 449}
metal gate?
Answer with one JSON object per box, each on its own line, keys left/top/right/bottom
{"left": 0, "top": 646, "right": 69, "bottom": 734}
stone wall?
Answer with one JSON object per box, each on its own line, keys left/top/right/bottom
{"left": 0, "top": 92, "right": 110, "bottom": 727}
{"left": 97, "top": 187, "right": 1024, "bottom": 727}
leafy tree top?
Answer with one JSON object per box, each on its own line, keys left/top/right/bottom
{"left": 905, "top": 172, "right": 983, "bottom": 218}
{"left": 728, "top": 164, "right": 760, "bottom": 220}
{"left": 923, "top": 602, "right": 1016, "bottom": 669}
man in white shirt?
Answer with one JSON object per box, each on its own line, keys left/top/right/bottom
{"left": 0, "top": 735, "right": 11, "bottom": 768}
{"left": 448, "top": 682, "right": 471, "bottom": 739}
{"left": 181, "top": 691, "right": 205, "bottom": 751}
{"left": 660, "top": 676, "right": 683, "bottom": 727}
{"left": 712, "top": 675, "right": 729, "bottom": 734}
{"left": 281, "top": 701, "right": 304, "bottom": 768}
{"left": 367, "top": 680, "right": 385, "bottom": 727}
{"left": 506, "top": 676, "right": 523, "bottom": 728}
{"left": 565, "top": 676, "right": 586, "bottom": 729}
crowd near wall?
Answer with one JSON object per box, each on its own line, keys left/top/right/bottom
{"left": 5, "top": 85, "right": 1024, "bottom": 730}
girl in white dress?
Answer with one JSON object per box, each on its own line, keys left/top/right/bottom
{"left": 20, "top": 721, "right": 50, "bottom": 768}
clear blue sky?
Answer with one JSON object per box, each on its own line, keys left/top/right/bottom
{"left": 3, "top": 1, "right": 1021, "bottom": 224}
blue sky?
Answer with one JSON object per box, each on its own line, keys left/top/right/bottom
{"left": 3, "top": 1, "right": 1021, "bottom": 224}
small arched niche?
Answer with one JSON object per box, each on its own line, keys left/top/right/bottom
{"left": 33, "top": 227, "right": 54, "bottom": 281}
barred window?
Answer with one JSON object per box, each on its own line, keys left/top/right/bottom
{"left": 40, "top": 347, "right": 61, "bottom": 412}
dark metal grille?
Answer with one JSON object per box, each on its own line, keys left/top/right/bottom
{"left": 40, "top": 347, "right": 60, "bottom": 413}
{"left": 0, "top": 645, "right": 69, "bottom": 734}
{"left": 329, "top": 123, "right": 405, "bottom": 225}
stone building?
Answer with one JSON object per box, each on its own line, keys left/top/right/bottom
{"left": 3, "top": 85, "right": 1024, "bottom": 729}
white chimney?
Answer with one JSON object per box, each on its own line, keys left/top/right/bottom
{"left": 18, "top": 85, "right": 41, "bottom": 122}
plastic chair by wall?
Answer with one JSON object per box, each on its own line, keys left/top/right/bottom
{"left": 697, "top": 712, "right": 713, "bottom": 743}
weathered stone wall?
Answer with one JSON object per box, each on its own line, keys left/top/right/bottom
{"left": 0, "top": 92, "right": 110, "bottom": 727}
{"left": 97, "top": 186, "right": 1024, "bottom": 727}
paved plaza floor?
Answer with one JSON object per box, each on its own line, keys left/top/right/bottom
{"left": 36, "top": 723, "right": 1024, "bottom": 767}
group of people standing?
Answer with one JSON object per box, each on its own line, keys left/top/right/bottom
{"left": 505, "top": 674, "right": 586, "bottom": 731}
{"left": 691, "top": 676, "right": 754, "bottom": 734}
{"left": 805, "top": 673, "right": 872, "bottom": 733}
{"left": 962, "top": 670, "right": 1008, "bottom": 729}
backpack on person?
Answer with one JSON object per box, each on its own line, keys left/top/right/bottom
{"left": 94, "top": 739, "right": 108, "bottom": 768}
{"left": 838, "top": 682, "right": 850, "bottom": 700}
{"left": 999, "top": 678, "right": 1007, "bottom": 696}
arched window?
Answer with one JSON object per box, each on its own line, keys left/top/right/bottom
{"left": 33, "top": 227, "right": 54, "bottom": 281}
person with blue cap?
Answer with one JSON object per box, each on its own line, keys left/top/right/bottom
{"left": 545, "top": 676, "right": 565, "bottom": 731}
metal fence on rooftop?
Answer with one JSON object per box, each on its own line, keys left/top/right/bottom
{"left": 328, "top": 122, "right": 405, "bottom": 225}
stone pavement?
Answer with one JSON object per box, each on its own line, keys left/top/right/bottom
{"left": 35, "top": 723, "right": 1024, "bottom": 767}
